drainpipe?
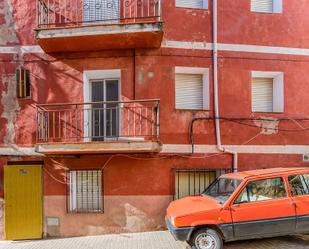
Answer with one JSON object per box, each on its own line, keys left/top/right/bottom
{"left": 212, "top": 0, "right": 238, "bottom": 172}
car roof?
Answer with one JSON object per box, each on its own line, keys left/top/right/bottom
{"left": 222, "top": 167, "right": 309, "bottom": 180}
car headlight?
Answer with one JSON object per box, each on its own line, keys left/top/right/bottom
{"left": 171, "top": 216, "right": 176, "bottom": 226}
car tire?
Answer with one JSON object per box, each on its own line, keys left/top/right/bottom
{"left": 189, "top": 228, "right": 223, "bottom": 249}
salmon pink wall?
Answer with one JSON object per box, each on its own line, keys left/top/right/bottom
{"left": 219, "top": 0, "right": 309, "bottom": 47}
{"left": 3, "top": 49, "right": 309, "bottom": 146}
{"left": 43, "top": 154, "right": 232, "bottom": 196}
{"left": 2, "top": 0, "right": 309, "bottom": 238}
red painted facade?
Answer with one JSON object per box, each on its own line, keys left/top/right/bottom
{"left": 1, "top": 0, "right": 309, "bottom": 239}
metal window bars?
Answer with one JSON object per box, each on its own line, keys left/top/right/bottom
{"left": 174, "top": 169, "right": 231, "bottom": 200}
{"left": 36, "top": 0, "right": 162, "bottom": 28}
{"left": 36, "top": 99, "right": 160, "bottom": 143}
{"left": 67, "top": 170, "right": 103, "bottom": 213}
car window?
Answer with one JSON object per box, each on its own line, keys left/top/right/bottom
{"left": 288, "top": 174, "right": 309, "bottom": 196}
{"left": 235, "top": 177, "right": 287, "bottom": 204}
{"left": 202, "top": 178, "right": 242, "bottom": 204}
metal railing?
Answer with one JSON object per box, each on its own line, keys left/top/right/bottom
{"left": 37, "top": 0, "right": 161, "bottom": 28}
{"left": 36, "top": 99, "right": 160, "bottom": 143}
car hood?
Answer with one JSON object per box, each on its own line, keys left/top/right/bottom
{"left": 167, "top": 195, "right": 221, "bottom": 218}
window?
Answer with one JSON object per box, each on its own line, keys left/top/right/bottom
{"left": 203, "top": 178, "right": 242, "bottom": 204}
{"left": 251, "top": 0, "right": 282, "bottom": 13}
{"left": 176, "top": 0, "right": 208, "bottom": 9}
{"left": 83, "top": 69, "right": 121, "bottom": 142}
{"left": 252, "top": 77, "right": 273, "bottom": 112}
{"left": 91, "top": 79, "right": 119, "bottom": 140}
{"left": 83, "top": 0, "right": 120, "bottom": 22}
{"left": 251, "top": 71, "right": 284, "bottom": 113}
{"left": 67, "top": 170, "right": 103, "bottom": 213}
{"left": 288, "top": 174, "right": 309, "bottom": 196}
{"left": 175, "top": 67, "right": 209, "bottom": 110}
{"left": 235, "top": 177, "right": 287, "bottom": 204}
{"left": 16, "top": 67, "right": 31, "bottom": 98}
{"left": 175, "top": 170, "right": 216, "bottom": 199}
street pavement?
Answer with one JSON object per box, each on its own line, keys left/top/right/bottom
{"left": 0, "top": 231, "right": 309, "bottom": 249}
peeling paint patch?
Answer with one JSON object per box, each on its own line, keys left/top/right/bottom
{"left": 147, "top": 72, "right": 154, "bottom": 78}
{"left": 254, "top": 117, "right": 279, "bottom": 135}
{"left": 137, "top": 68, "right": 143, "bottom": 85}
{"left": 0, "top": 0, "right": 19, "bottom": 45}
{"left": 124, "top": 203, "right": 155, "bottom": 232}
{"left": 1, "top": 74, "right": 20, "bottom": 145}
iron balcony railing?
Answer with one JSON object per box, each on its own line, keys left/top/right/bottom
{"left": 37, "top": 0, "right": 161, "bottom": 28}
{"left": 36, "top": 99, "right": 160, "bottom": 143}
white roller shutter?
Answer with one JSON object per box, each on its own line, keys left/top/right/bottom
{"left": 83, "top": 0, "right": 119, "bottom": 22}
{"left": 251, "top": 0, "right": 273, "bottom": 13}
{"left": 252, "top": 78, "right": 273, "bottom": 112}
{"left": 176, "top": 0, "right": 207, "bottom": 9}
{"left": 176, "top": 74, "right": 203, "bottom": 110}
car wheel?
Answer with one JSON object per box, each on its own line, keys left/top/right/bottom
{"left": 189, "top": 228, "right": 223, "bottom": 249}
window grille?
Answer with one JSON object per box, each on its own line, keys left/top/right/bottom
{"left": 16, "top": 67, "right": 31, "bottom": 98}
{"left": 67, "top": 170, "right": 103, "bottom": 213}
{"left": 174, "top": 169, "right": 229, "bottom": 199}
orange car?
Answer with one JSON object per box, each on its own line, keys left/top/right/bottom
{"left": 166, "top": 168, "right": 309, "bottom": 249}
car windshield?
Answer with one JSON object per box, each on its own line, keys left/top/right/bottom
{"left": 202, "top": 177, "right": 242, "bottom": 204}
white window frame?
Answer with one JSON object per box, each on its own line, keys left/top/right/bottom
{"left": 251, "top": 71, "right": 284, "bottom": 113}
{"left": 251, "top": 0, "right": 283, "bottom": 14}
{"left": 175, "top": 66, "right": 210, "bottom": 110}
{"left": 175, "top": 0, "right": 208, "bottom": 9}
{"left": 83, "top": 70, "right": 121, "bottom": 142}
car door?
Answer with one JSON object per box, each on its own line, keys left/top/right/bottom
{"left": 288, "top": 174, "right": 309, "bottom": 233}
{"left": 231, "top": 177, "right": 296, "bottom": 240}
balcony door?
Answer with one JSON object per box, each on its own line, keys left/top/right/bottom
{"left": 83, "top": 0, "right": 120, "bottom": 22}
{"left": 91, "top": 79, "right": 119, "bottom": 141}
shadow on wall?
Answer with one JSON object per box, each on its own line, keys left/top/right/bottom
{"left": 8, "top": 52, "right": 84, "bottom": 146}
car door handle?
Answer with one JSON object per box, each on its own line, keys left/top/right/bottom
{"left": 230, "top": 204, "right": 239, "bottom": 212}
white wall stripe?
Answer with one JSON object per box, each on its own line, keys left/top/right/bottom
{"left": 1, "top": 145, "right": 309, "bottom": 156}
{"left": 162, "top": 144, "right": 309, "bottom": 154}
{"left": 0, "top": 46, "right": 20, "bottom": 53}
{"left": 0, "top": 45, "right": 43, "bottom": 54}
{"left": 218, "top": 43, "right": 309, "bottom": 56}
{"left": 162, "top": 40, "right": 213, "bottom": 50}
{"left": 1, "top": 42, "right": 309, "bottom": 56}
{"left": 20, "top": 46, "right": 44, "bottom": 53}
{"left": 162, "top": 40, "right": 309, "bottom": 56}
{"left": 0, "top": 147, "right": 43, "bottom": 156}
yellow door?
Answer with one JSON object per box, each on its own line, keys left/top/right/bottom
{"left": 4, "top": 165, "right": 42, "bottom": 240}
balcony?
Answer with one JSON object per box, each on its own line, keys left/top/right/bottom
{"left": 35, "top": 99, "right": 161, "bottom": 154}
{"left": 35, "top": 0, "right": 163, "bottom": 53}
